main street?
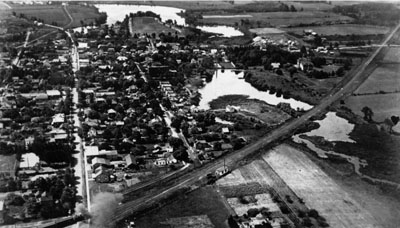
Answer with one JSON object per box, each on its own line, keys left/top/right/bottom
{"left": 113, "top": 21, "right": 400, "bottom": 223}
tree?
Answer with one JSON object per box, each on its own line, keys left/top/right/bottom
{"left": 24, "top": 198, "right": 40, "bottom": 217}
{"left": 361, "top": 106, "right": 374, "bottom": 122}
{"left": 308, "top": 209, "right": 319, "bottom": 218}
{"left": 288, "top": 66, "right": 297, "bottom": 77}
{"left": 173, "top": 147, "right": 189, "bottom": 162}
{"left": 169, "top": 137, "right": 183, "bottom": 149}
{"left": 40, "top": 204, "right": 56, "bottom": 219}
{"left": 300, "top": 46, "right": 307, "bottom": 56}
{"left": 391, "top": 116, "right": 399, "bottom": 125}
{"left": 247, "top": 208, "right": 260, "bottom": 217}
{"left": 5, "top": 193, "right": 25, "bottom": 206}
{"left": 336, "top": 67, "right": 345, "bottom": 76}
{"left": 290, "top": 5, "right": 297, "bottom": 12}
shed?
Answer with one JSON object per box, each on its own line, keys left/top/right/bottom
{"left": 124, "top": 154, "right": 137, "bottom": 169}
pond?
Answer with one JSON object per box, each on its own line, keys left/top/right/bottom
{"left": 94, "top": 4, "right": 242, "bottom": 37}
{"left": 304, "top": 112, "right": 355, "bottom": 143}
{"left": 197, "top": 70, "right": 312, "bottom": 110}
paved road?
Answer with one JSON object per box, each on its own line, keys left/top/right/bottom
{"left": 113, "top": 21, "right": 400, "bottom": 224}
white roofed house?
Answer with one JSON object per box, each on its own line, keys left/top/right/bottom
{"left": 51, "top": 113, "right": 65, "bottom": 127}
{"left": 124, "top": 154, "right": 137, "bottom": 169}
{"left": 46, "top": 90, "right": 61, "bottom": 99}
{"left": 19, "top": 153, "right": 40, "bottom": 169}
{"left": 91, "top": 157, "right": 111, "bottom": 171}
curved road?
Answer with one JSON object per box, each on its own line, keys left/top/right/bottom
{"left": 113, "top": 21, "right": 400, "bottom": 224}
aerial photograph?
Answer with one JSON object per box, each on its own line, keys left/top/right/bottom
{"left": 0, "top": 0, "right": 399, "bottom": 227}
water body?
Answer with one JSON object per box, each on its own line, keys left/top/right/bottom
{"left": 293, "top": 113, "right": 400, "bottom": 187}
{"left": 198, "top": 70, "right": 312, "bottom": 110}
{"left": 305, "top": 112, "right": 355, "bottom": 143}
{"left": 94, "top": 4, "right": 242, "bottom": 37}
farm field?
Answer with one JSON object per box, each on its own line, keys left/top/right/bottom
{"left": 199, "top": 11, "right": 353, "bottom": 27}
{"left": 382, "top": 47, "right": 400, "bottom": 62}
{"left": 345, "top": 93, "right": 400, "bottom": 121}
{"left": 249, "top": 27, "right": 285, "bottom": 35}
{"left": 134, "top": 186, "right": 230, "bottom": 228}
{"left": 284, "top": 1, "right": 335, "bottom": 11}
{"left": 9, "top": 4, "right": 69, "bottom": 26}
{"left": 66, "top": 5, "right": 104, "bottom": 28}
{"left": 355, "top": 64, "right": 400, "bottom": 94}
{"left": 285, "top": 24, "right": 389, "bottom": 36}
{"left": 130, "top": 17, "right": 178, "bottom": 35}
{"left": 263, "top": 145, "right": 379, "bottom": 228}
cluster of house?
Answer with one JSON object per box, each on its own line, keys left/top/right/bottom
{"left": 0, "top": 30, "right": 81, "bottom": 224}
{"left": 74, "top": 25, "right": 252, "bottom": 185}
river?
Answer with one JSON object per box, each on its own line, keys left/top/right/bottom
{"left": 93, "top": 4, "right": 243, "bottom": 37}
{"left": 198, "top": 70, "right": 312, "bottom": 110}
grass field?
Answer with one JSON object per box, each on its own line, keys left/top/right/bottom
{"left": 134, "top": 186, "right": 230, "bottom": 228}
{"left": 7, "top": 3, "right": 104, "bottom": 28}
{"left": 9, "top": 4, "right": 69, "bottom": 26}
{"left": 263, "top": 145, "right": 379, "bottom": 228}
{"left": 284, "top": 1, "right": 335, "bottom": 11}
{"left": 285, "top": 24, "right": 389, "bottom": 36}
{"left": 209, "top": 95, "right": 291, "bottom": 125}
{"left": 382, "top": 47, "right": 400, "bottom": 62}
{"left": 130, "top": 17, "right": 178, "bottom": 35}
{"left": 199, "top": 11, "right": 353, "bottom": 27}
{"left": 345, "top": 93, "right": 400, "bottom": 122}
{"left": 249, "top": 27, "right": 285, "bottom": 35}
{"left": 355, "top": 64, "right": 400, "bottom": 94}
{"left": 66, "top": 5, "right": 104, "bottom": 28}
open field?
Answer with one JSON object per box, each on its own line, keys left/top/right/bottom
{"left": 134, "top": 186, "right": 230, "bottom": 228}
{"left": 382, "top": 47, "right": 400, "bottom": 62}
{"left": 66, "top": 5, "right": 104, "bottom": 28}
{"left": 130, "top": 17, "right": 178, "bottom": 35}
{"left": 7, "top": 3, "right": 105, "bottom": 28}
{"left": 263, "top": 144, "right": 379, "bottom": 228}
{"left": 249, "top": 27, "right": 285, "bottom": 35}
{"left": 292, "top": 140, "right": 400, "bottom": 228}
{"left": 209, "top": 95, "right": 291, "bottom": 125}
{"left": 199, "top": 11, "right": 353, "bottom": 27}
{"left": 284, "top": 1, "right": 335, "bottom": 11}
{"left": 9, "top": 4, "right": 69, "bottom": 26}
{"left": 345, "top": 93, "right": 400, "bottom": 121}
{"left": 285, "top": 24, "right": 389, "bottom": 36}
{"left": 355, "top": 64, "right": 400, "bottom": 94}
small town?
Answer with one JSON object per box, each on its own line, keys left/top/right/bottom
{"left": 1, "top": 1, "right": 400, "bottom": 228}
